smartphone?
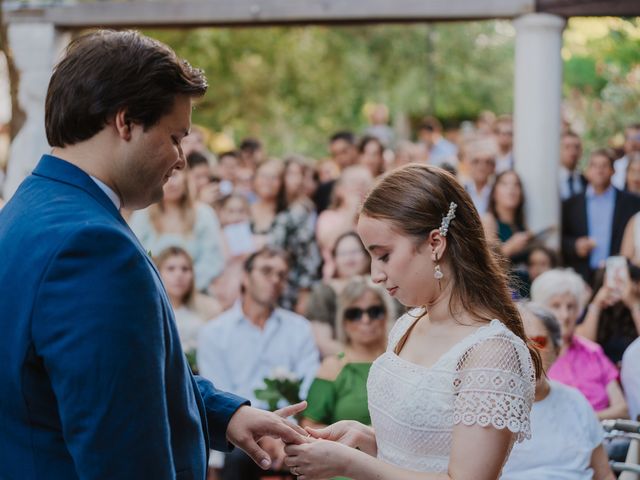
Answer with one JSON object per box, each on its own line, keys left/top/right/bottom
{"left": 605, "top": 256, "right": 629, "bottom": 295}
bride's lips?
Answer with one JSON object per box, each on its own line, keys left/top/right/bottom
{"left": 387, "top": 287, "right": 398, "bottom": 296}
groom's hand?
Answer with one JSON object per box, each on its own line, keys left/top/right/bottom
{"left": 226, "top": 402, "right": 308, "bottom": 470}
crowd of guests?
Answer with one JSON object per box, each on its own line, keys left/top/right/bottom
{"left": 138, "top": 116, "right": 640, "bottom": 478}
{"left": 1, "top": 110, "right": 638, "bottom": 478}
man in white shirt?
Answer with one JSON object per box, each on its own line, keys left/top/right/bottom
{"left": 558, "top": 131, "right": 587, "bottom": 200}
{"left": 612, "top": 123, "right": 640, "bottom": 190}
{"left": 198, "top": 246, "right": 320, "bottom": 480}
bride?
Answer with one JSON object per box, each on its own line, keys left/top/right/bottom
{"left": 284, "top": 164, "right": 540, "bottom": 480}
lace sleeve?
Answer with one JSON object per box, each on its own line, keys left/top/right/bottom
{"left": 452, "top": 331, "right": 536, "bottom": 443}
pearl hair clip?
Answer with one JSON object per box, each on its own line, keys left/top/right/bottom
{"left": 438, "top": 202, "right": 457, "bottom": 237}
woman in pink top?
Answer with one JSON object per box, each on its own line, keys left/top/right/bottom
{"left": 531, "top": 268, "right": 628, "bottom": 419}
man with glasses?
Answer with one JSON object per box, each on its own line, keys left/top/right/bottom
{"left": 198, "top": 246, "right": 320, "bottom": 480}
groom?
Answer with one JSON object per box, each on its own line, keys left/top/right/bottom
{"left": 0, "top": 30, "right": 306, "bottom": 479}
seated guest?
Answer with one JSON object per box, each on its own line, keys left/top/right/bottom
{"left": 578, "top": 266, "right": 640, "bottom": 365}
{"left": 186, "top": 151, "right": 213, "bottom": 202}
{"left": 269, "top": 155, "right": 321, "bottom": 312}
{"left": 197, "top": 246, "right": 319, "bottom": 480}
{"left": 314, "top": 131, "right": 359, "bottom": 214}
{"left": 306, "top": 232, "right": 371, "bottom": 358}
{"left": 502, "top": 302, "right": 614, "bottom": 480}
{"left": 316, "top": 165, "right": 373, "bottom": 279}
{"left": 531, "top": 269, "right": 628, "bottom": 420}
{"left": 417, "top": 115, "right": 458, "bottom": 169}
{"left": 155, "top": 247, "right": 221, "bottom": 363}
{"left": 461, "top": 137, "right": 496, "bottom": 216}
{"left": 249, "top": 159, "right": 283, "bottom": 244}
{"left": 621, "top": 337, "right": 640, "bottom": 420}
{"left": 302, "top": 276, "right": 393, "bottom": 431}
{"left": 217, "top": 193, "right": 256, "bottom": 259}
{"left": 129, "top": 168, "right": 225, "bottom": 291}
{"left": 561, "top": 148, "right": 640, "bottom": 284}
{"left": 527, "top": 246, "right": 558, "bottom": 285}
{"left": 357, "top": 135, "right": 385, "bottom": 178}
{"left": 482, "top": 170, "right": 531, "bottom": 265}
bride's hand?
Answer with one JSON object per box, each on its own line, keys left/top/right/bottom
{"left": 284, "top": 437, "right": 353, "bottom": 480}
{"left": 305, "top": 420, "right": 377, "bottom": 456}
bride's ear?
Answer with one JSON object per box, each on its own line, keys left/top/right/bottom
{"left": 427, "top": 229, "right": 447, "bottom": 260}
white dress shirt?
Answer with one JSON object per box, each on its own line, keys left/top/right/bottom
{"left": 197, "top": 302, "right": 320, "bottom": 409}
{"left": 558, "top": 166, "right": 584, "bottom": 200}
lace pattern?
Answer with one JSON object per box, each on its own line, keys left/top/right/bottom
{"left": 368, "top": 314, "right": 535, "bottom": 473}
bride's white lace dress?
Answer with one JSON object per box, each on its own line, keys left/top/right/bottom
{"left": 367, "top": 310, "right": 536, "bottom": 473}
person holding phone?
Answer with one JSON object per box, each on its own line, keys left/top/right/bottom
{"left": 579, "top": 260, "right": 640, "bottom": 365}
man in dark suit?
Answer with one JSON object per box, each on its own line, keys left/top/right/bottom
{"left": 562, "top": 148, "right": 640, "bottom": 284}
{"left": 0, "top": 30, "right": 306, "bottom": 480}
{"left": 559, "top": 131, "right": 588, "bottom": 201}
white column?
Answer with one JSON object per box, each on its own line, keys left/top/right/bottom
{"left": 4, "top": 23, "right": 70, "bottom": 199}
{"left": 513, "top": 13, "right": 565, "bottom": 246}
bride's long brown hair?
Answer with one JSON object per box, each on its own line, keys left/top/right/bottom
{"left": 360, "top": 163, "right": 542, "bottom": 378}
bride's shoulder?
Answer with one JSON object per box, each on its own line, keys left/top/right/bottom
{"left": 386, "top": 308, "right": 424, "bottom": 350}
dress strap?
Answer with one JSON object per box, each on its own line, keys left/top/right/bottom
{"left": 393, "top": 310, "right": 427, "bottom": 355}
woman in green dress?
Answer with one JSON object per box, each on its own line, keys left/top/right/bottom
{"left": 302, "top": 275, "right": 395, "bottom": 430}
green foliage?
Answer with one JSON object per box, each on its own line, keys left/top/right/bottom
{"left": 143, "top": 17, "right": 638, "bottom": 158}
{"left": 144, "top": 21, "right": 515, "bottom": 157}
{"left": 254, "top": 377, "right": 302, "bottom": 412}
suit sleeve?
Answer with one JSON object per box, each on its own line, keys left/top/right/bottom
{"left": 561, "top": 198, "right": 580, "bottom": 262}
{"left": 32, "top": 225, "right": 178, "bottom": 479}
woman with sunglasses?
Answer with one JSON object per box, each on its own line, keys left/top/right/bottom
{"left": 284, "top": 164, "right": 539, "bottom": 480}
{"left": 301, "top": 276, "right": 394, "bottom": 439}
{"left": 502, "top": 302, "right": 615, "bottom": 480}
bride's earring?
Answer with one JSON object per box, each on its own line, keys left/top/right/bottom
{"left": 433, "top": 254, "right": 444, "bottom": 290}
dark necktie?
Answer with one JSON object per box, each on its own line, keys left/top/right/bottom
{"left": 567, "top": 175, "right": 575, "bottom": 197}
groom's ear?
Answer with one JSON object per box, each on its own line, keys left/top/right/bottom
{"left": 114, "top": 109, "right": 133, "bottom": 140}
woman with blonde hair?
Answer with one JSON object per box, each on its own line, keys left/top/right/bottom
{"left": 154, "top": 246, "right": 221, "bottom": 363}
{"left": 302, "top": 276, "right": 394, "bottom": 430}
{"left": 285, "top": 164, "right": 539, "bottom": 480}
{"left": 129, "top": 168, "right": 225, "bottom": 291}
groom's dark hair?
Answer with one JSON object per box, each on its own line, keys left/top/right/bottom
{"left": 45, "top": 29, "right": 207, "bottom": 148}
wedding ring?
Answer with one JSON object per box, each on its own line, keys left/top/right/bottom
{"left": 291, "top": 466, "right": 299, "bottom": 476}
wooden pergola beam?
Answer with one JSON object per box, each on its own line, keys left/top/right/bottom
{"left": 6, "top": 0, "right": 536, "bottom": 28}
{"left": 537, "top": 0, "right": 640, "bottom": 17}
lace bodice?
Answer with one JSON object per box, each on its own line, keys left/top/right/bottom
{"left": 367, "top": 310, "right": 536, "bottom": 473}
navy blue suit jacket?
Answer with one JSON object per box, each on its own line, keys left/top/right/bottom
{"left": 0, "top": 155, "right": 248, "bottom": 480}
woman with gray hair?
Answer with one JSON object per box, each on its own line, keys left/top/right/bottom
{"left": 531, "top": 268, "right": 628, "bottom": 420}
{"left": 502, "top": 302, "right": 615, "bottom": 480}
{"left": 301, "top": 276, "right": 394, "bottom": 433}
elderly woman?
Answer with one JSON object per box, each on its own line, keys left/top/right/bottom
{"left": 502, "top": 302, "right": 615, "bottom": 480}
{"left": 301, "top": 276, "right": 394, "bottom": 431}
{"left": 530, "top": 269, "right": 628, "bottom": 420}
